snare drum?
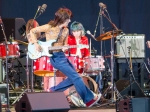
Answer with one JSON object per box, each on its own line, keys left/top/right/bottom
{"left": 33, "top": 56, "right": 55, "bottom": 77}
{"left": 84, "top": 56, "right": 105, "bottom": 73}
{"left": 0, "top": 42, "right": 20, "bottom": 59}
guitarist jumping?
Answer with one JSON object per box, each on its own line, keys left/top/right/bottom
{"left": 28, "top": 7, "right": 101, "bottom": 107}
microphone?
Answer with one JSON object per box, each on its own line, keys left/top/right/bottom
{"left": 39, "top": 4, "right": 47, "bottom": 15}
{"left": 115, "top": 33, "right": 125, "bottom": 43}
{"left": 86, "top": 30, "right": 97, "bottom": 41}
{"left": 99, "top": 2, "right": 107, "bottom": 12}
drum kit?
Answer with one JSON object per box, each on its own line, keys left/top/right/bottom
{"left": 0, "top": 29, "right": 122, "bottom": 108}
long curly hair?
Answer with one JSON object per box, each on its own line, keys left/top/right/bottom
{"left": 48, "top": 7, "right": 73, "bottom": 27}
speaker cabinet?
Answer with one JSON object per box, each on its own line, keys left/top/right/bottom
{"left": 115, "top": 80, "right": 145, "bottom": 97}
{"left": 15, "top": 92, "right": 70, "bottom": 112}
{"left": 0, "top": 18, "right": 26, "bottom": 42}
{"left": 116, "top": 34, "right": 145, "bottom": 58}
{"left": 118, "top": 98, "right": 150, "bottom": 112}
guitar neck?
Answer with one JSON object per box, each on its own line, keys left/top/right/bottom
{"left": 49, "top": 45, "right": 88, "bottom": 50}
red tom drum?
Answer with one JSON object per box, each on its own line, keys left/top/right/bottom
{"left": 0, "top": 42, "right": 20, "bottom": 59}
{"left": 33, "top": 56, "right": 55, "bottom": 77}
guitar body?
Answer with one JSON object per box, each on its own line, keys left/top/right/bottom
{"left": 28, "top": 40, "right": 56, "bottom": 59}
{"left": 28, "top": 40, "right": 89, "bottom": 60}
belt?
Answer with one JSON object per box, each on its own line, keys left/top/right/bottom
{"left": 52, "top": 50, "right": 63, "bottom": 53}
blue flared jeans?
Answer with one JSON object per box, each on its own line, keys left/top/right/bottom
{"left": 50, "top": 51, "right": 94, "bottom": 103}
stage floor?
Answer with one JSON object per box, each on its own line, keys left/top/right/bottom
{"left": 2, "top": 103, "right": 116, "bottom": 112}
{"left": 3, "top": 107, "right": 116, "bottom": 112}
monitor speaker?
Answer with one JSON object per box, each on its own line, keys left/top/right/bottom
{"left": 15, "top": 92, "right": 70, "bottom": 112}
{"left": 115, "top": 80, "right": 145, "bottom": 97}
{"left": 118, "top": 98, "right": 150, "bottom": 112}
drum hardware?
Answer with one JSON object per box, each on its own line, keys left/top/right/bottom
{"left": 14, "top": 58, "right": 26, "bottom": 88}
{"left": 99, "top": 84, "right": 122, "bottom": 107}
{"left": 98, "top": 7, "right": 122, "bottom": 104}
{"left": 0, "top": 16, "right": 11, "bottom": 112}
{"left": 2, "top": 58, "right": 26, "bottom": 90}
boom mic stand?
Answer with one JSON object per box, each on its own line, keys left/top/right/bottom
{"left": 99, "top": 7, "right": 105, "bottom": 56}
{"left": 0, "top": 16, "right": 11, "bottom": 112}
{"left": 26, "top": 5, "right": 46, "bottom": 92}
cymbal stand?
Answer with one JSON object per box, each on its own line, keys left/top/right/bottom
{"left": 0, "top": 16, "right": 11, "bottom": 112}
{"left": 101, "top": 10, "right": 119, "bottom": 103}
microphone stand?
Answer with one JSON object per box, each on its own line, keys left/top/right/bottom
{"left": 116, "top": 39, "right": 137, "bottom": 98}
{"left": 0, "top": 21, "right": 11, "bottom": 112}
{"left": 27, "top": 6, "right": 42, "bottom": 92}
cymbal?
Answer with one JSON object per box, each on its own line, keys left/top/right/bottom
{"left": 15, "top": 40, "right": 28, "bottom": 46}
{"left": 104, "top": 54, "right": 122, "bottom": 58}
{"left": 96, "top": 30, "right": 122, "bottom": 41}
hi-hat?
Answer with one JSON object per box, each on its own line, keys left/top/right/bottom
{"left": 104, "top": 54, "right": 122, "bottom": 58}
{"left": 15, "top": 40, "right": 28, "bottom": 46}
{"left": 96, "top": 30, "right": 122, "bottom": 41}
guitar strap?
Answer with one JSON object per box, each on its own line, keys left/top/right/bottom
{"left": 56, "top": 28, "right": 64, "bottom": 42}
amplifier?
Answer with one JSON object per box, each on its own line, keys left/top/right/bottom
{"left": 116, "top": 34, "right": 145, "bottom": 58}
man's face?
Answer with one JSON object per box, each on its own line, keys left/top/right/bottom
{"left": 62, "top": 19, "right": 71, "bottom": 27}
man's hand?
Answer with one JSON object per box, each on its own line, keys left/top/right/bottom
{"left": 34, "top": 43, "right": 42, "bottom": 52}
{"left": 146, "top": 41, "right": 150, "bottom": 48}
{"left": 62, "top": 45, "right": 68, "bottom": 52}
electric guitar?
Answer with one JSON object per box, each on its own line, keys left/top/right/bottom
{"left": 28, "top": 40, "right": 89, "bottom": 59}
